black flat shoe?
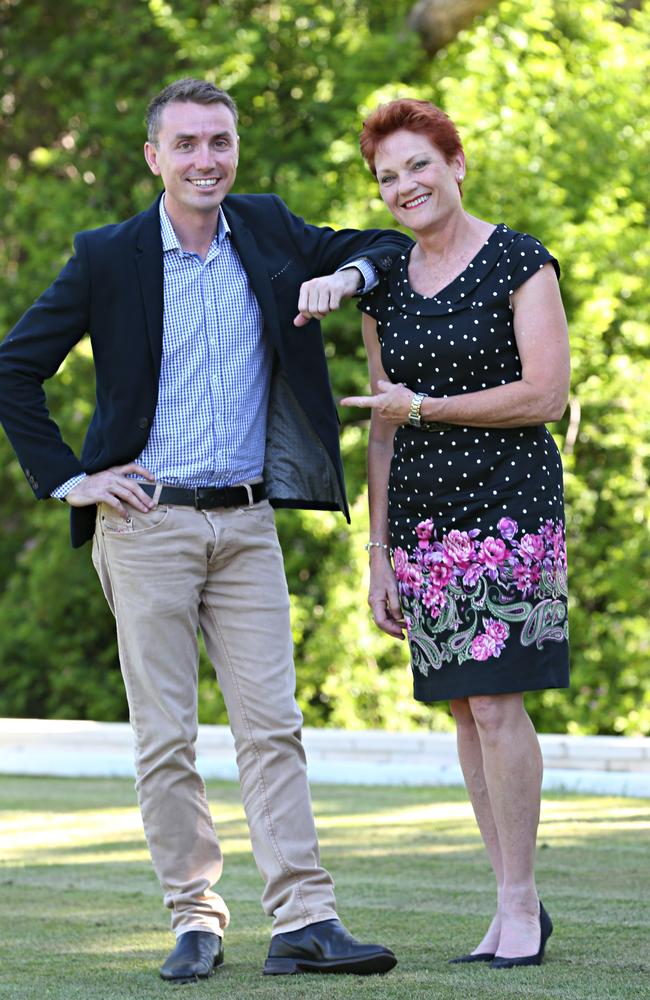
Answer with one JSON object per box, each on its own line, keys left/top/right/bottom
{"left": 490, "top": 900, "right": 553, "bottom": 969}
{"left": 263, "top": 918, "right": 397, "bottom": 976}
{"left": 159, "top": 930, "right": 224, "bottom": 983}
{"left": 449, "top": 951, "right": 495, "bottom": 964}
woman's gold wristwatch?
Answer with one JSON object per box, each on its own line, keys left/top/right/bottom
{"left": 408, "top": 392, "right": 427, "bottom": 428}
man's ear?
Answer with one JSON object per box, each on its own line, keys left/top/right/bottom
{"left": 144, "top": 141, "right": 161, "bottom": 176}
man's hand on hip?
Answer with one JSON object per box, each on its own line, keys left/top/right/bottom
{"left": 294, "top": 268, "right": 361, "bottom": 327}
{"left": 65, "top": 463, "right": 156, "bottom": 517}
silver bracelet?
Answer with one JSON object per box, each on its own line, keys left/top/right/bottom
{"left": 364, "top": 541, "right": 389, "bottom": 551}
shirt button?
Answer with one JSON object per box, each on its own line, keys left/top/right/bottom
{"left": 138, "top": 417, "right": 149, "bottom": 429}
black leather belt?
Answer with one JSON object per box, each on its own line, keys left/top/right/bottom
{"left": 140, "top": 482, "right": 266, "bottom": 509}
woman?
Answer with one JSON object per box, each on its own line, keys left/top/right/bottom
{"left": 342, "top": 99, "right": 570, "bottom": 968}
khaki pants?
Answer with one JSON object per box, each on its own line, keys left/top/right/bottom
{"left": 92, "top": 498, "right": 337, "bottom": 937}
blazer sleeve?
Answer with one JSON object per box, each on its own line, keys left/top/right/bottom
{"left": 269, "top": 195, "right": 412, "bottom": 279}
{"left": 0, "top": 235, "right": 91, "bottom": 497}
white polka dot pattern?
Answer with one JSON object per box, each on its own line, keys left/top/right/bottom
{"left": 357, "top": 224, "right": 569, "bottom": 702}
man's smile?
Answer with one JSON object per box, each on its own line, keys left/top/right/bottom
{"left": 188, "top": 177, "right": 219, "bottom": 188}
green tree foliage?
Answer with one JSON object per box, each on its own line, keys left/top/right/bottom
{"left": 0, "top": 0, "right": 648, "bottom": 734}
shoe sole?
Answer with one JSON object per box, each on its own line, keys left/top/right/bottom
{"left": 449, "top": 952, "right": 495, "bottom": 964}
{"left": 263, "top": 953, "right": 397, "bottom": 976}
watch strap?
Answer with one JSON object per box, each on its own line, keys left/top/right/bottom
{"left": 408, "top": 391, "right": 427, "bottom": 427}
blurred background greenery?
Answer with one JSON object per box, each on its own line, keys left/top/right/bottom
{"left": 0, "top": 0, "right": 648, "bottom": 735}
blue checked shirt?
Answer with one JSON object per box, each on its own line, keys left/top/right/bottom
{"left": 136, "top": 198, "right": 271, "bottom": 487}
{"left": 52, "top": 197, "right": 376, "bottom": 497}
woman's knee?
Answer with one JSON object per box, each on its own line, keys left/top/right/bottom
{"left": 468, "top": 693, "right": 524, "bottom": 734}
{"left": 449, "top": 697, "right": 473, "bottom": 726}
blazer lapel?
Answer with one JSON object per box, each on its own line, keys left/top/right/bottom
{"left": 134, "top": 197, "right": 164, "bottom": 382}
{"left": 222, "top": 202, "right": 282, "bottom": 350}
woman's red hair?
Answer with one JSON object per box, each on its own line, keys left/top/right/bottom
{"left": 360, "top": 99, "right": 464, "bottom": 178}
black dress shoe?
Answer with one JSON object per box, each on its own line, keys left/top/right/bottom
{"left": 490, "top": 901, "right": 553, "bottom": 969}
{"left": 159, "top": 930, "right": 224, "bottom": 983}
{"left": 263, "top": 918, "right": 397, "bottom": 975}
{"left": 449, "top": 951, "right": 495, "bottom": 964}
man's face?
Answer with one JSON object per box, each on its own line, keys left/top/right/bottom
{"left": 144, "top": 100, "right": 239, "bottom": 220}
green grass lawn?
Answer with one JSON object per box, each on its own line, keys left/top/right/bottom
{"left": 0, "top": 775, "right": 648, "bottom": 1000}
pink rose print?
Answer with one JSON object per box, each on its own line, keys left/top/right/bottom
{"left": 462, "top": 563, "right": 485, "bottom": 588}
{"left": 478, "top": 536, "right": 508, "bottom": 570}
{"left": 497, "top": 517, "right": 518, "bottom": 540}
{"left": 553, "top": 527, "right": 567, "bottom": 568}
{"left": 403, "top": 563, "right": 424, "bottom": 597}
{"left": 393, "top": 547, "right": 410, "bottom": 582}
{"left": 429, "top": 562, "right": 453, "bottom": 589}
{"left": 513, "top": 562, "right": 541, "bottom": 595}
{"left": 422, "top": 547, "right": 444, "bottom": 570}
{"left": 483, "top": 617, "right": 509, "bottom": 654}
{"left": 423, "top": 584, "right": 447, "bottom": 617}
{"left": 470, "top": 633, "right": 498, "bottom": 660}
{"left": 442, "top": 529, "right": 475, "bottom": 569}
{"left": 397, "top": 517, "right": 566, "bottom": 665}
{"left": 519, "top": 533, "right": 545, "bottom": 562}
{"left": 415, "top": 518, "right": 435, "bottom": 548}
{"left": 541, "top": 520, "right": 556, "bottom": 543}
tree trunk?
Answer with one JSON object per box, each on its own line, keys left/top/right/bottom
{"left": 615, "top": 0, "right": 644, "bottom": 25}
{"left": 408, "top": 0, "right": 500, "bottom": 53}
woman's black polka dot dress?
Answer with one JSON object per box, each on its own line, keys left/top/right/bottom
{"left": 359, "top": 224, "right": 570, "bottom": 703}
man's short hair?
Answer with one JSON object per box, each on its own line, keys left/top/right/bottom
{"left": 146, "top": 78, "right": 238, "bottom": 143}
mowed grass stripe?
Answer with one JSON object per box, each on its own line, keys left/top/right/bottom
{"left": 0, "top": 776, "right": 647, "bottom": 1000}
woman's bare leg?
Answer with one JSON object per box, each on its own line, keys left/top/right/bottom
{"left": 450, "top": 697, "right": 503, "bottom": 954}
{"left": 468, "top": 692, "right": 543, "bottom": 958}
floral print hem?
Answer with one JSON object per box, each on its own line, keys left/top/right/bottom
{"left": 394, "top": 517, "right": 568, "bottom": 675}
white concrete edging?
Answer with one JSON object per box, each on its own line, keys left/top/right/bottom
{"left": 1, "top": 718, "right": 649, "bottom": 798}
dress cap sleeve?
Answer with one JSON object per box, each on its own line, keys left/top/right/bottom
{"left": 504, "top": 234, "right": 560, "bottom": 294}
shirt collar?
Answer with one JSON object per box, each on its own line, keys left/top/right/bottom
{"left": 159, "top": 194, "right": 230, "bottom": 253}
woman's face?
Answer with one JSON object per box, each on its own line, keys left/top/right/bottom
{"left": 374, "top": 129, "right": 464, "bottom": 235}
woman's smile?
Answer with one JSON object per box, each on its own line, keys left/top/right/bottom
{"left": 402, "top": 193, "right": 431, "bottom": 209}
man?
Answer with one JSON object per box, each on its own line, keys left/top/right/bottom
{"left": 0, "top": 79, "right": 409, "bottom": 982}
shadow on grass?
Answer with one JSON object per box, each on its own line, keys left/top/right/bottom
{"left": 1, "top": 776, "right": 649, "bottom": 1000}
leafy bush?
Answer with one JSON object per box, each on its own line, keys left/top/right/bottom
{"left": 0, "top": 0, "right": 648, "bottom": 734}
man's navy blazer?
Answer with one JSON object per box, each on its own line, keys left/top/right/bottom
{"left": 0, "top": 193, "right": 411, "bottom": 547}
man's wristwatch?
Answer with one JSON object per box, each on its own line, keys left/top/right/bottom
{"left": 408, "top": 392, "right": 427, "bottom": 428}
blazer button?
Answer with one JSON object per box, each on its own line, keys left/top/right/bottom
{"left": 138, "top": 417, "right": 149, "bottom": 429}
{"left": 380, "top": 255, "right": 392, "bottom": 269}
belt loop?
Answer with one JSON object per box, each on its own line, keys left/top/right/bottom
{"left": 193, "top": 486, "right": 200, "bottom": 509}
{"left": 243, "top": 483, "right": 254, "bottom": 507}
{"left": 152, "top": 482, "right": 163, "bottom": 505}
